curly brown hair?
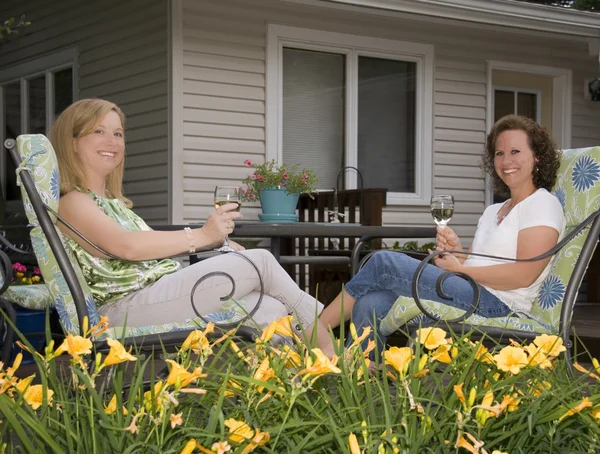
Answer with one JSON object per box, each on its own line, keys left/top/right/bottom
{"left": 482, "top": 115, "right": 561, "bottom": 198}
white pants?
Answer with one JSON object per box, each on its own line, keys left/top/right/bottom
{"left": 98, "top": 249, "right": 323, "bottom": 332}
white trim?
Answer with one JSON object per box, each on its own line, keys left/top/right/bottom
{"left": 282, "top": 0, "right": 600, "bottom": 38}
{"left": 169, "top": 0, "right": 185, "bottom": 224}
{"left": 0, "top": 48, "right": 77, "bottom": 84}
{"left": 485, "top": 60, "right": 572, "bottom": 206}
{"left": 266, "top": 24, "right": 434, "bottom": 206}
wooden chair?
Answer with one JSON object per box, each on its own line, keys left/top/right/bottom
{"left": 289, "top": 187, "right": 387, "bottom": 301}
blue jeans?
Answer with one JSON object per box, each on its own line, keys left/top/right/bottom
{"left": 344, "top": 251, "right": 511, "bottom": 357}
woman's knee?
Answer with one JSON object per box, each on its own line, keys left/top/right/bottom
{"left": 352, "top": 291, "right": 397, "bottom": 324}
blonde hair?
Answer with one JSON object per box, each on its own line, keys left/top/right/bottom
{"left": 50, "top": 98, "right": 132, "bottom": 207}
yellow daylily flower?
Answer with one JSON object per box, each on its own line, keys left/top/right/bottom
{"left": 22, "top": 384, "right": 53, "bottom": 410}
{"left": 259, "top": 321, "right": 277, "bottom": 344}
{"left": 347, "top": 324, "right": 373, "bottom": 350}
{"left": 498, "top": 394, "right": 521, "bottom": 413}
{"left": 54, "top": 334, "right": 93, "bottom": 360}
{"left": 241, "top": 430, "right": 271, "bottom": 453}
{"left": 532, "top": 334, "right": 566, "bottom": 357}
{"left": 384, "top": 347, "right": 414, "bottom": 378}
{"left": 348, "top": 433, "right": 361, "bottom": 454}
{"left": 143, "top": 381, "right": 166, "bottom": 412}
{"left": 492, "top": 451, "right": 509, "bottom": 454}
{"left": 591, "top": 406, "right": 600, "bottom": 420}
{"left": 455, "top": 436, "right": 478, "bottom": 454}
{"left": 102, "top": 338, "right": 137, "bottom": 366}
{"left": 431, "top": 344, "right": 452, "bottom": 364}
{"left": 274, "top": 315, "right": 296, "bottom": 338}
{"left": 253, "top": 357, "right": 275, "bottom": 392}
{"left": 211, "top": 441, "right": 232, "bottom": 454}
{"left": 574, "top": 362, "right": 600, "bottom": 381}
{"left": 165, "top": 360, "right": 207, "bottom": 388}
{"left": 104, "top": 394, "right": 128, "bottom": 415}
{"left": 280, "top": 344, "right": 302, "bottom": 368}
{"left": 181, "top": 329, "right": 213, "bottom": 357}
{"left": 494, "top": 346, "right": 528, "bottom": 375}
{"left": 524, "top": 344, "right": 553, "bottom": 369}
{"left": 559, "top": 397, "right": 593, "bottom": 422}
{"left": 180, "top": 439, "right": 197, "bottom": 454}
{"left": 476, "top": 390, "right": 495, "bottom": 425}
{"left": 472, "top": 342, "right": 494, "bottom": 364}
{"left": 170, "top": 412, "right": 184, "bottom": 428}
{"left": 87, "top": 315, "right": 110, "bottom": 338}
{"left": 416, "top": 327, "right": 448, "bottom": 350}
{"left": 224, "top": 418, "right": 254, "bottom": 444}
{"left": 296, "top": 348, "right": 341, "bottom": 380}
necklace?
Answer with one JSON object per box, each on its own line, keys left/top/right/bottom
{"left": 497, "top": 201, "right": 513, "bottom": 225}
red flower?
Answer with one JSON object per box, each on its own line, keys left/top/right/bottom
{"left": 244, "top": 160, "right": 252, "bottom": 167}
{"left": 248, "top": 193, "right": 255, "bottom": 199}
{"left": 302, "top": 179, "right": 307, "bottom": 185}
{"left": 258, "top": 176, "right": 264, "bottom": 182}
{"left": 282, "top": 173, "right": 289, "bottom": 179}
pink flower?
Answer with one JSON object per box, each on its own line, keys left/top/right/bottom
{"left": 251, "top": 174, "right": 257, "bottom": 180}
{"left": 244, "top": 160, "right": 252, "bottom": 167}
{"left": 249, "top": 193, "right": 255, "bottom": 199}
{"left": 303, "top": 173, "right": 308, "bottom": 179}
{"left": 12, "top": 262, "right": 26, "bottom": 272}
{"left": 33, "top": 267, "right": 41, "bottom": 275}
{"left": 258, "top": 176, "right": 264, "bottom": 182}
{"left": 302, "top": 179, "right": 307, "bottom": 185}
{"left": 282, "top": 173, "right": 289, "bottom": 179}
{"left": 241, "top": 189, "right": 247, "bottom": 195}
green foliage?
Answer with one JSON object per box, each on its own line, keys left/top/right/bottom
{"left": 1, "top": 319, "right": 600, "bottom": 453}
{"left": 0, "top": 15, "right": 30, "bottom": 41}
{"left": 517, "top": 0, "right": 600, "bottom": 11}
{"left": 241, "top": 159, "right": 318, "bottom": 202}
{"left": 390, "top": 240, "right": 437, "bottom": 253}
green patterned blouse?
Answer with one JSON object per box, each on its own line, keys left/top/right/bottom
{"left": 64, "top": 192, "right": 181, "bottom": 307}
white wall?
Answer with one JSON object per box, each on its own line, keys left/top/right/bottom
{"left": 0, "top": 0, "right": 170, "bottom": 223}
{"left": 177, "top": 0, "right": 600, "bottom": 242}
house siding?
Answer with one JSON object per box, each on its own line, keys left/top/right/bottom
{"left": 0, "top": 0, "right": 169, "bottom": 223}
{"left": 179, "top": 0, "right": 600, "bottom": 241}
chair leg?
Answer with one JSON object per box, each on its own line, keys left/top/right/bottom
{"left": 563, "top": 332, "right": 574, "bottom": 378}
{"left": 0, "top": 298, "right": 17, "bottom": 364}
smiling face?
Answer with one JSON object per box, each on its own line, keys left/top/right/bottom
{"left": 493, "top": 129, "right": 538, "bottom": 195}
{"left": 73, "top": 110, "right": 125, "bottom": 180}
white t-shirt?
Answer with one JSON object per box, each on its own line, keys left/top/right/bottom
{"left": 463, "top": 188, "right": 566, "bottom": 314}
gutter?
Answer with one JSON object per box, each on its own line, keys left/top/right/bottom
{"left": 319, "top": 0, "right": 600, "bottom": 38}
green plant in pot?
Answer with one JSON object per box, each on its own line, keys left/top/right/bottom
{"left": 241, "top": 159, "right": 317, "bottom": 222}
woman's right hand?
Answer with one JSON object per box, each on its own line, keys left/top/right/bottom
{"left": 436, "top": 225, "right": 462, "bottom": 252}
{"left": 199, "top": 203, "right": 242, "bottom": 246}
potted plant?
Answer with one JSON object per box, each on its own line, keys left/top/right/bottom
{"left": 241, "top": 159, "right": 317, "bottom": 222}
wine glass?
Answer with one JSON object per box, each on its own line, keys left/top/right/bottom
{"left": 430, "top": 195, "right": 454, "bottom": 229}
{"left": 214, "top": 186, "right": 242, "bottom": 251}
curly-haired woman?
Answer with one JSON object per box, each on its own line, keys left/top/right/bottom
{"left": 309, "top": 115, "right": 566, "bottom": 357}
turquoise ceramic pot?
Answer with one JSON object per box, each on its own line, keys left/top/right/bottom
{"left": 259, "top": 188, "right": 300, "bottom": 215}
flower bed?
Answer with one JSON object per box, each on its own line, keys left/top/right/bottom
{"left": 1, "top": 318, "right": 599, "bottom": 453}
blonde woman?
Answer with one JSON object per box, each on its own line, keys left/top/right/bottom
{"left": 52, "top": 99, "right": 322, "bottom": 333}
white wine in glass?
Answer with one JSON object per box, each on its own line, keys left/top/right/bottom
{"left": 430, "top": 195, "right": 454, "bottom": 229}
{"left": 214, "top": 186, "right": 242, "bottom": 251}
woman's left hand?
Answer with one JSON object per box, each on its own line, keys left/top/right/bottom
{"left": 429, "top": 248, "right": 462, "bottom": 273}
{"left": 227, "top": 240, "right": 246, "bottom": 251}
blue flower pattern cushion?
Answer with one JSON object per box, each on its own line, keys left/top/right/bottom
{"left": 380, "top": 146, "right": 600, "bottom": 336}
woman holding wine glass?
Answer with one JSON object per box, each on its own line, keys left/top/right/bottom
{"left": 51, "top": 99, "right": 323, "bottom": 334}
{"left": 309, "top": 114, "right": 566, "bottom": 358}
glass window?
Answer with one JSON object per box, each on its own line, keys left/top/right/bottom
{"left": 282, "top": 48, "right": 345, "bottom": 189}
{"left": 28, "top": 75, "right": 46, "bottom": 134}
{"left": 357, "top": 56, "right": 416, "bottom": 193}
{"left": 54, "top": 68, "right": 73, "bottom": 117}
{"left": 3, "top": 83, "right": 21, "bottom": 201}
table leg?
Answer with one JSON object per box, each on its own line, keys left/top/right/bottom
{"left": 271, "top": 237, "right": 281, "bottom": 261}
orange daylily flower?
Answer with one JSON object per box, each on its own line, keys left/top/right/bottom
{"left": 454, "top": 383, "right": 466, "bottom": 404}
{"left": 54, "top": 334, "right": 93, "bottom": 360}
{"left": 559, "top": 397, "right": 593, "bottom": 421}
{"left": 431, "top": 344, "right": 452, "bottom": 364}
{"left": 274, "top": 315, "right": 296, "bottom": 338}
{"left": 170, "top": 412, "right": 183, "bottom": 428}
{"left": 296, "top": 348, "right": 341, "bottom": 381}
{"left": 181, "top": 328, "right": 213, "bottom": 357}
{"left": 165, "top": 360, "right": 207, "bottom": 388}
{"left": 253, "top": 357, "right": 275, "bottom": 392}
{"left": 21, "top": 384, "right": 53, "bottom": 410}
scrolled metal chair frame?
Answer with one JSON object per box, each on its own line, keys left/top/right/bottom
{"left": 357, "top": 207, "right": 600, "bottom": 324}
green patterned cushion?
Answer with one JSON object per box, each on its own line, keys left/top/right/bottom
{"left": 380, "top": 146, "right": 600, "bottom": 336}
{"left": 15, "top": 134, "right": 248, "bottom": 339}
{"left": 1, "top": 284, "right": 54, "bottom": 310}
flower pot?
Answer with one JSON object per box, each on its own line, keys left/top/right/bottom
{"left": 258, "top": 188, "right": 299, "bottom": 222}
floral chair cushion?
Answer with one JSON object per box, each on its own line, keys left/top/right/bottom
{"left": 0, "top": 283, "right": 54, "bottom": 311}
{"left": 380, "top": 146, "right": 600, "bottom": 337}
{"left": 15, "top": 134, "right": 246, "bottom": 339}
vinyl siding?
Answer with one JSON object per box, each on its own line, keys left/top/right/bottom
{"left": 178, "top": 0, "right": 600, "bottom": 243}
{"left": 0, "top": 0, "right": 169, "bottom": 223}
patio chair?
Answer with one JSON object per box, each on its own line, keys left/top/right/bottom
{"left": 353, "top": 146, "right": 600, "bottom": 364}
{"left": 3, "top": 134, "right": 260, "bottom": 360}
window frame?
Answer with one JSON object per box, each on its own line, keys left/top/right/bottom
{"left": 0, "top": 47, "right": 77, "bottom": 200}
{"left": 266, "top": 24, "right": 434, "bottom": 206}
{"left": 492, "top": 85, "right": 542, "bottom": 123}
